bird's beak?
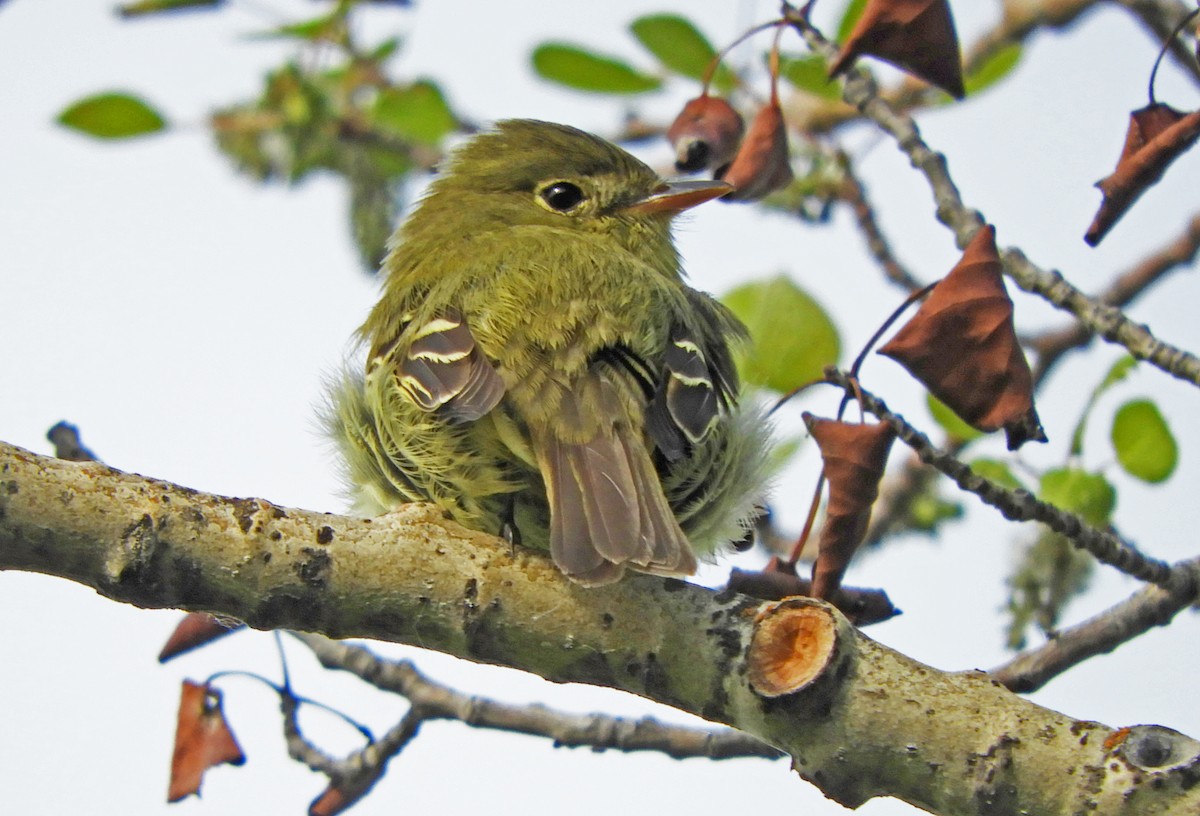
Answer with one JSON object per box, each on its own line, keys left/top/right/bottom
{"left": 621, "top": 179, "right": 732, "bottom": 215}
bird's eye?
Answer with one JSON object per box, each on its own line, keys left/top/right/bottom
{"left": 540, "top": 182, "right": 585, "bottom": 212}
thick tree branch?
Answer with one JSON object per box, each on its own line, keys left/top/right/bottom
{"left": 5, "top": 439, "right": 1200, "bottom": 813}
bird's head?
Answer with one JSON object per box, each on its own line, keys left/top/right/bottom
{"left": 397, "top": 120, "right": 730, "bottom": 263}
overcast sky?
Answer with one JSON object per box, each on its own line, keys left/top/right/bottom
{"left": 2, "top": 2, "right": 1200, "bottom": 815}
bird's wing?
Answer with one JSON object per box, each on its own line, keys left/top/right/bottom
{"left": 385, "top": 307, "right": 506, "bottom": 421}
{"left": 645, "top": 317, "right": 740, "bottom": 462}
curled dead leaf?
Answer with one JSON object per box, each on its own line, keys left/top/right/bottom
{"left": 168, "top": 681, "right": 245, "bottom": 802}
{"left": 158, "top": 612, "right": 245, "bottom": 663}
{"left": 718, "top": 101, "right": 793, "bottom": 201}
{"left": 1085, "top": 103, "right": 1200, "bottom": 246}
{"left": 666, "top": 94, "right": 745, "bottom": 173}
{"left": 830, "top": 0, "right": 965, "bottom": 100}
{"left": 804, "top": 415, "right": 896, "bottom": 600}
{"left": 879, "top": 225, "right": 1046, "bottom": 450}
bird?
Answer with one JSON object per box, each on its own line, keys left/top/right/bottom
{"left": 328, "top": 119, "right": 771, "bottom": 585}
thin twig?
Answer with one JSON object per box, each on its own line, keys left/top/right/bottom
{"left": 293, "top": 633, "right": 784, "bottom": 761}
{"left": 990, "top": 556, "right": 1200, "bottom": 692}
{"left": 837, "top": 152, "right": 925, "bottom": 293}
{"left": 281, "top": 689, "right": 421, "bottom": 813}
{"left": 726, "top": 567, "right": 901, "bottom": 625}
{"left": 781, "top": 0, "right": 1111, "bottom": 133}
{"left": 860, "top": 444, "right": 961, "bottom": 549}
{"left": 823, "top": 369, "right": 1195, "bottom": 595}
{"left": 46, "top": 421, "right": 97, "bottom": 462}
{"left": 1003, "top": 246, "right": 1200, "bottom": 387}
{"left": 784, "top": 6, "right": 1200, "bottom": 390}
{"left": 281, "top": 692, "right": 341, "bottom": 775}
{"left": 1030, "top": 214, "right": 1200, "bottom": 384}
{"left": 1114, "top": 0, "right": 1200, "bottom": 87}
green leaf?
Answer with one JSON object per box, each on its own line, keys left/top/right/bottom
{"left": 56, "top": 92, "right": 166, "bottom": 140}
{"left": 1039, "top": 468, "right": 1115, "bottom": 528}
{"left": 778, "top": 54, "right": 840, "bottom": 99}
{"left": 370, "top": 37, "right": 403, "bottom": 62}
{"left": 721, "top": 275, "right": 840, "bottom": 393}
{"left": 1111, "top": 399, "right": 1177, "bottom": 483}
{"left": 1068, "top": 354, "right": 1137, "bottom": 457}
{"left": 250, "top": 13, "right": 346, "bottom": 44}
{"left": 1098, "top": 354, "right": 1139, "bottom": 392}
{"left": 927, "top": 393, "right": 984, "bottom": 443}
{"left": 836, "top": 0, "right": 868, "bottom": 43}
{"left": 969, "top": 458, "right": 1025, "bottom": 492}
{"left": 117, "top": 0, "right": 223, "bottom": 17}
{"left": 629, "top": 14, "right": 734, "bottom": 91}
{"left": 532, "top": 43, "right": 661, "bottom": 94}
{"left": 346, "top": 152, "right": 403, "bottom": 274}
{"left": 907, "top": 493, "right": 963, "bottom": 532}
{"left": 373, "top": 80, "right": 457, "bottom": 145}
{"left": 766, "top": 434, "right": 804, "bottom": 472}
{"left": 963, "top": 44, "right": 1023, "bottom": 96}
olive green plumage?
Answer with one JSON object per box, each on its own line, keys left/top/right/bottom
{"left": 328, "top": 119, "right": 771, "bottom": 585}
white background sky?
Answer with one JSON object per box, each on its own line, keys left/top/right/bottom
{"left": 2, "top": 1, "right": 1200, "bottom": 814}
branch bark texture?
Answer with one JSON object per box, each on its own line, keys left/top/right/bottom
{"left": 3, "top": 440, "right": 1199, "bottom": 814}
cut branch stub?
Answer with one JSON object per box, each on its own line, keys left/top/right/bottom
{"left": 879, "top": 225, "right": 1046, "bottom": 450}
{"left": 717, "top": 100, "right": 793, "bottom": 201}
{"left": 666, "top": 94, "right": 745, "bottom": 173}
{"left": 748, "top": 597, "right": 843, "bottom": 697}
{"left": 804, "top": 415, "right": 897, "bottom": 600}
{"left": 829, "top": 0, "right": 965, "bottom": 100}
{"left": 167, "top": 681, "right": 246, "bottom": 803}
{"left": 1085, "top": 103, "right": 1200, "bottom": 246}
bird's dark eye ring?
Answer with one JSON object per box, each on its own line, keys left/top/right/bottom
{"left": 540, "top": 182, "right": 585, "bottom": 212}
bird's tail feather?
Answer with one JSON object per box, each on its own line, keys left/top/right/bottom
{"left": 542, "top": 431, "right": 697, "bottom": 586}
{"left": 538, "top": 375, "right": 696, "bottom": 587}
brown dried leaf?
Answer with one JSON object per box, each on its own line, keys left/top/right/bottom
{"left": 666, "top": 94, "right": 745, "bottom": 173}
{"left": 717, "top": 101, "right": 793, "bottom": 201}
{"left": 879, "top": 225, "right": 1046, "bottom": 450}
{"left": 310, "top": 785, "right": 359, "bottom": 816}
{"left": 158, "top": 613, "right": 245, "bottom": 663}
{"left": 1085, "top": 103, "right": 1200, "bottom": 246}
{"left": 168, "top": 681, "right": 246, "bottom": 802}
{"left": 309, "top": 767, "right": 389, "bottom": 816}
{"left": 804, "top": 415, "right": 896, "bottom": 600}
{"left": 830, "top": 0, "right": 965, "bottom": 99}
